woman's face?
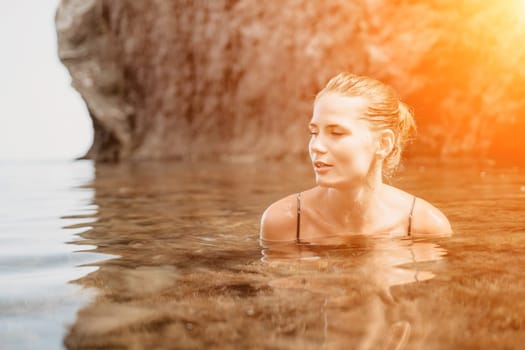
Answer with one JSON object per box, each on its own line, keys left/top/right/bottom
{"left": 309, "top": 93, "right": 379, "bottom": 188}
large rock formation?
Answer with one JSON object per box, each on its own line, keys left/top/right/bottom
{"left": 56, "top": 0, "right": 525, "bottom": 162}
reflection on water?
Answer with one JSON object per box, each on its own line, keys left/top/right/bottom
{"left": 262, "top": 236, "right": 446, "bottom": 287}
{"left": 3, "top": 160, "right": 525, "bottom": 349}
{"left": 262, "top": 236, "right": 447, "bottom": 349}
{"left": 60, "top": 160, "right": 525, "bottom": 349}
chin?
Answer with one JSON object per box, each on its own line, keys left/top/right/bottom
{"left": 315, "top": 175, "right": 341, "bottom": 188}
{"left": 315, "top": 175, "right": 361, "bottom": 189}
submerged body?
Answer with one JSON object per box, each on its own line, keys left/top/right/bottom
{"left": 260, "top": 73, "right": 452, "bottom": 242}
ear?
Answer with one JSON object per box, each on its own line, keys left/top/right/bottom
{"left": 375, "top": 129, "right": 395, "bottom": 159}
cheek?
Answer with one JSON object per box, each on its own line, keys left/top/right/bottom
{"left": 338, "top": 138, "right": 376, "bottom": 165}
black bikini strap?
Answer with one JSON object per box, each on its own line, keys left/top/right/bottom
{"left": 408, "top": 196, "right": 417, "bottom": 236}
{"left": 296, "top": 192, "right": 302, "bottom": 242}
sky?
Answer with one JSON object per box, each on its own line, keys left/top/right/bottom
{"left": 0, "top": 0, "right": 93, "bottom": 160}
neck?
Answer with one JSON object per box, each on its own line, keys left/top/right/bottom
{"left": 321, "top": 169, "right": 383, "bottom": 232}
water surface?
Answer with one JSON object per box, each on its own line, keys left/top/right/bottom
{"left": 0, "top": 160, "right": 107, "bottom": 349}
{"left": 2, "top": 160, "right": 525, "bottom": 349}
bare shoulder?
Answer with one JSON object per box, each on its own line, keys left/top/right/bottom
{"left": 412, "top": 197, "right": 453, "bottom": 236}
{"left": 259, "top": 193, "right": 299, "bottom": 242}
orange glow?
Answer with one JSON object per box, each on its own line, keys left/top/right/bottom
{"left": 517, "top": 0, "right": 525, "bottom": 20}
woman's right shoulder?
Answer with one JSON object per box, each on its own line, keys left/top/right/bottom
{"left": 259, "top": 193, "right": 300, "bottom": 242}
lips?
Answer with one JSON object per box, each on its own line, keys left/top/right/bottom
{"left": 313, "top": 160, "right": 333, "bottom": 169}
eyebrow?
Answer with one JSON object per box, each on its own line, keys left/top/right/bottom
{"left": 308, "top": 123, "right": 346, "bottom": 129}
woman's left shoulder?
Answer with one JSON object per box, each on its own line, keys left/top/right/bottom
{"left": 411, "top": 196, "right": 453, "bottom": 236}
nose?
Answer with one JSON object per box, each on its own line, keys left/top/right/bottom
{"left": 309, "top": 134, "right": 327, "bottom": 154}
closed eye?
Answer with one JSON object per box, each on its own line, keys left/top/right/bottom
{"left": 329, "top": 129, "right": 349, "bottom": 137}
{"left": 328, "top": 125, "right": 349, "bottom": 136}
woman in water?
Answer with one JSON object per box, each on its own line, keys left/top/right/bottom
{"left": 260, "top": 73, "right": 452, "bottom": 242}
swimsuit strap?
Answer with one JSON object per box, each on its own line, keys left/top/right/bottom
{"left": 408, "top": 196, "right": 417, "bottom": 236}
{"left": 296, "top": 192, "right": 302, "bottom": 242}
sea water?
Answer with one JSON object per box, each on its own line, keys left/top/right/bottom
{"left": 2, "top": 159, "right": 525, "bottom": 349}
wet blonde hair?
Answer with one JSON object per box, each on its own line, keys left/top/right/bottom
{"left": 315, "top": 73, "right": 416, "bottom": 178}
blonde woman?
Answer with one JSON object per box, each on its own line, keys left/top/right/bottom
{"left": 260, "top": 73, "right": 452, "bottom": 243}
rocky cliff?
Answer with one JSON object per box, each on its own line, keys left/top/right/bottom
{"left": 56, "top": 0, "right": 525, "bottom": 162}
